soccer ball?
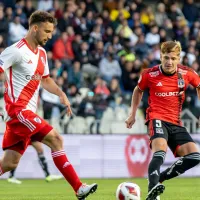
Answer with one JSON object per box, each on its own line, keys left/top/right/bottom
{"left": 116, "top": 182, "right": 141, "bottom": 200}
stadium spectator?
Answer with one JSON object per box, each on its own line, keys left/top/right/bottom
{"left": 0, "top": 10, "right": 8, "bottom": 46}
{"left": 77, "top": 90, "right": 96, "bottom": 118}
{"left": 23, "top": 0, "right": 36, "bottom": 19}
{"left": 53, "top": 0, "right": 63, "bottom": 20}
{"left": 5, "top": 6, "right": 14, "bottom": 22}
{"left": 155, "top": 3, "right": 168, "bottom": 28}
{"left": 15, "top": 5, "right": 27, "bottom": 27}
{"left": 9, "top": 15, "right": 27, "bottom": 44}
{"left": 145, "top": 25, "right": 160, "bottom": 47}
{"left": 68, "top": 60, "right": 83, "bottom": 88}
{"left": 0, "top": 0, "right": 200, "bottom": 133}
{"left": 182, "top": 0, "right": 199, "bottom": 27}
{"left": 134, "top": 34, "right": 149, "bottom": 60}
{"left": 52, "top": 32, "right": 74, "bottom": 63}
{"left": 107, "top": 77, "right": 122, "bottom": 109}
{"left": 121, "top": 59, "right": 141, "bottom": 92}
{"left": 140, "top": 5, "right": 155, "bottom": 29}
{"left": 99, "top": 52, "right": 121, "bottom": 83}
{"left": 37, "top": 0, "right": 53, "bottom": 12}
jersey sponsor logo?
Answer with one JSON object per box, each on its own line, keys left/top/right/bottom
{"left": 149, "top": 71, "right": 159, "bottom": 77}
{"left": 26, "top": 74, "right": 42, "bottom": 80}
{"left": 155, "top": 92, "right": 181, "bottom": 97}
{"left": 156, "top": 128, "right": 164, "bottom": 134}
{"left": 34, "top": 117, "right": 41, "bottom": 123}
{"left": 156, "top": 82, "right": 162, "bottom": 86}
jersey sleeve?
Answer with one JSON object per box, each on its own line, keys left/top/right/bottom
{"left": 188, "top": 69, "right": 200, "bottom": 88}
{"left": 42, "top": 51, "right": 49, "bottom": 78}
{"left": 0, "top": 47, "right": 21, "bottom": 72}
{"left": 137, "top": 70, "right": 149, "bottom": 91}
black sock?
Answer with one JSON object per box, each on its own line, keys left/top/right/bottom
{"left": 9, "top": 169, "right": 16, "bottom": 178}
{"left": 38, "top": 153, "right": 50, "bottom": 177}
{"left": 148, "top": 150, "right": 166, "bottom": 191}
{"left": 159, "top": 152, "right": 200, "bottom": 183}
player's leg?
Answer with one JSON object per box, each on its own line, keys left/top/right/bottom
{"left": 9, "top": 169, "right": 16, "bottom": 178}
{"left": 7, "top": 168, "right": 22, "bottom": 184}
{"left": 146, "top": 120, "right": 167, "bottom": 200}
{"left": 31, "top": 141, "right": 50, "bottom": 177}
{"left": 160, "top": 130, "right": 200, "bottom": 182}
{"left": 0, "top": 149, "right": 22, "bottom": 175}
{"left": 31, "top": 141, "right": 62, "bottom": 182}
{"left": 40, "top": 129, "right": 97, "bottom": 199}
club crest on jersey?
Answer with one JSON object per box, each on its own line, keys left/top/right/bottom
{"left": 149, "top": 71, "right": 159, "bottom": 77}
{"left": 34, "top": 117, "right": 41, "bottom": 123}
{"left": 41, "top": 56, "right": 45, "bottom": 65}
{"left": 178, "top": 78, "right": 185, "bottom": 88}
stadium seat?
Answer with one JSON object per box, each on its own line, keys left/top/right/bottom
{"left": 114, "top": 107, "right": 127, "bottom": 121}
{"left": 67, "top": 116, "right": 88, "bottom": 134}
{"left": 85, "top": 116, "right": 95, "bottom": 134}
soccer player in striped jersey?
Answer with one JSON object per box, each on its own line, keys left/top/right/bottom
{"left": 0, "top": 10, "right": 97, "bottom": 200}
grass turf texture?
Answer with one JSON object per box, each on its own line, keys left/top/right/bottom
{"left": 0, "top": 178, "right": 199, "bottom": 200}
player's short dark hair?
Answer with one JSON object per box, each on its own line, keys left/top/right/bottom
{"left": 29, "top": 10, "right": 57, "bottom": 26}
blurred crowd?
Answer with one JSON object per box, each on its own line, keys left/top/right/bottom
{"left": 0, "top": 0, "right": 200, "bottom": 133}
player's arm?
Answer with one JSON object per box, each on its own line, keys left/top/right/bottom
{"left": 188, "top": 70, "right": 200, "bottom": 100}
{"left": 130, "top": 86, "right": 144, "bottom": 115}
{"left": 41, "top": 76, "right": 72, "bottom": 116}
{"left": 125, "top": 70, "right": 148, "bottom": 129}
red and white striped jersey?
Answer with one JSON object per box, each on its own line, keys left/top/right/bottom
{"left": 0, "top": 38, "right": 49, "bottom": 122}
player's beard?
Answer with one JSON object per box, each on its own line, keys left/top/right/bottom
{"left": 38, "top": 39, "right": 46, "bottom": 46}
{"left": 35, "top": 33, "right": 46, "bottom": 46}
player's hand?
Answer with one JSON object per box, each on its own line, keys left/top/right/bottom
{"left": 59, "top": 93, "right": 73, "bottom": 116}
{"left": 125, "top": 115, "right": 135, "bottom": 129}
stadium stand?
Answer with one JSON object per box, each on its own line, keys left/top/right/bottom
{"left": 0, "top": 0, "right": 200, "bottom": 134}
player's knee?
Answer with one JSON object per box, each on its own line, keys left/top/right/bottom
{"left": 2, "top": 161, "right": 18, "bottom": 172}
{"left": 48, "top": 131, "right": 63, "bottom": 150}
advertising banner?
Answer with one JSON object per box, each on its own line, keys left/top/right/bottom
{"left": 0, "top": 134, "right": 199, "bottom": 179}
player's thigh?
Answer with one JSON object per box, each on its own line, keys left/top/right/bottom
{"left": 31, "top": 141, "right": 43, "bottom": 154}
{"left": 41, "top": 129, "right": 63, "bottom": 150}
{"left": 168, "top": 126, "right": 197, "bottom": 157}
{"left": 148, "top": 119, "right": 168, "bottom": 152}
{"left": 177, "top": 142, "right": 199, "bottom": 157}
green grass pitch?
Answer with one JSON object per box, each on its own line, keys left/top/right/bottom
{"left": 0, "top": 178, "right": 199, "bottom": 200}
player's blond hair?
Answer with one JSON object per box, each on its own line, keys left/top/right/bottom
{"left": 161, "top": 41, "right": 182, "bottom": 56}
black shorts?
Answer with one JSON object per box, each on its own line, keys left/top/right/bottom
{"left": 148, "top": 119, "right": 195, "bottom": 156}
